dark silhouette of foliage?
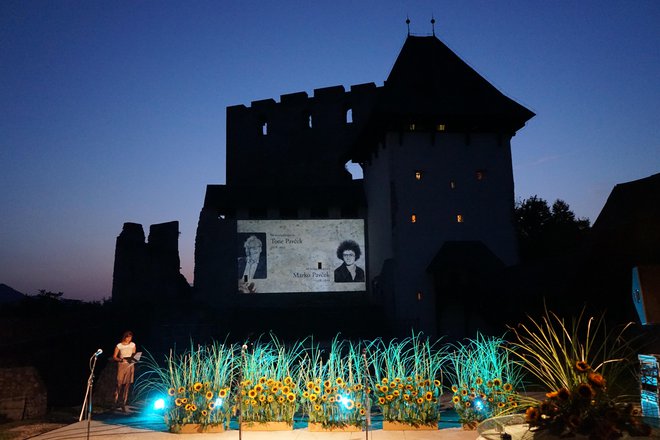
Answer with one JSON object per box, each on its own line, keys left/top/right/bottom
{"left": 514, "top": 196, "right": 590, "bottom": 262}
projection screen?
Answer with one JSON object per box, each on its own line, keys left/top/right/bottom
{"left": 237, "top": 219, "right": 366, "bottom": 293}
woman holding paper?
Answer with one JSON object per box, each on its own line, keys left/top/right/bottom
{"left": 112, "top": 330, "right": 136, "bottom": 411}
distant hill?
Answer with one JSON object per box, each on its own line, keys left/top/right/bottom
{"left": 0, "top": 284, "right": 26, "bottom": 303}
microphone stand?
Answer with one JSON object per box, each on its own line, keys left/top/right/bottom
{"left": 238, "top": 344, "right": 247, "bottom": 440}
{"left": 79, "top": 351, "right": 100, "bottom": 440}
{"left": 362, "top": 347, "right": 370, "bottom": 440}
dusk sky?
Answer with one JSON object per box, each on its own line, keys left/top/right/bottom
{"left": 1, "top": 1, "right": 658, "bottom": 302}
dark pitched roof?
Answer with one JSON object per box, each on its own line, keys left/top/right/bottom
{"left": 350, "top": 35, "right": 535, "bottom": 161}
{"left": 426, "top": 240, "right": 505, "bottom": 274}
{"left": 383, "top": 36, "right": 534, "bottom": 123}
{"left": 591, "top": 173, "right": 660, "bottom": 264}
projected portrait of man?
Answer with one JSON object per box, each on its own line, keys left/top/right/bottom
{"left": 238, "top": 234, "right": 267, "bottom": 293}
{"left": 334, "top": 239, "right": 365, "bottom": 283}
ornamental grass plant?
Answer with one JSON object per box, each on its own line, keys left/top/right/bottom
{"left": 509, "top": 308, "right": 652, "bottom": 439}
{"left": 238, "top": 334, "right": 304, "bottom": 426}
{"left": 136, "top": 341, "right": 237, "bottom": 432}
{"left": 446, "top": 334, "right": 525, "bottom": 429}
{"left": 366, "top": 332, "right": 447, "bottom": 427}
{"left": 298, "top": 336, "right": 369, "bottom": 429}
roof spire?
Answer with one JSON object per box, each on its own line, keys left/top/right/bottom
{"left": 406, "top": 16, "right": 410, "bottom": 36}
{"left": 431, "top": 15, "right": 436, "bottom": 36}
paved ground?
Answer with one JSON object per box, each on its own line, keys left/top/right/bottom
{"left": 27, "top": 408, "right": 486, "bottom": 440}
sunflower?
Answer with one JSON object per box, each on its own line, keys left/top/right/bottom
{"left": 306, "top": 381, "right": 314, "bottom": 389}
{"left": 359, "top": 408, "right": 366, "bottom": 415}
{"left": 205, "top": 391, "right": 213, "bottom": 400}
{"left": 587, "top": 372, "right": 606, "bottom": 388}
{"left": 386, "top": 394, "right": 394, "bottom": 401}
{"left": 193, "top": 382, "right": 203, "bottom": 392}
{"left": 452, "top": 396, "right": 460, "bottom": 404}
{"left": 381, "top": 385, "right": 389, "bottom": 393}
{"left": 178, "top": 386, "right": 185, "bottom": 394}
{"left": 392, "top": 390, "right": 400, "bottom": 397}
{"left": 434, "top": 379, "right": 441, "bottom": 387}
{"left": 546, "top": 390, "right": 559, "bottom": 399}
{"left": 575, "top": 360, "right": 590, "bottom": 372}
{"left": 313, "top": 385, "right": 320, "bottom": 394}
{"left": 278, "top": 396, "right": 285, "bottom": 403}
{"left": 208, "top": 402, "right": 215, "bottom": 410}
{"left": 175, "top": 398, "right": 183, "bottom": 406}
{"left": 303, "top": 391, "right": 309, "bottom": 398}
{"left": 425, "top": 391, "right": 433, "bottom": 401}
{"left": 309, "top": 393, "right": 317, "bottom": 401}
{"left": 255, "top": 384, "right": 263, "bottom": 393}
{"left": 185, "top": 404, "right": 192, "bottom": 411}
{"left": 168, "top": 388, "right": 176, "bottom": 396}
{"left": 576, "top": 383, "right": 594, "bottom": 399}
{"left": 181, "top": 398, "right": 188, "bottom": 404}
{"left": 282, "top": 386, "right": 290, "bottom": 394}
{"left": 336, "top": 377, "right": 344, "bottom": 386}
{"left": 259, "top": 394, "right": 266, "bottom": 403}
{"left": 416, "top": 397, "right": 424, "bottom": 404}
{"left": 378, "top": 397, "right": 386, "bottom": 405}
{"left": 525, "top": 407, "right": 540, "bottom": 422}
{"left": 259, "top": 376, "right": 267, "bottom": 384}
{"left": 267, "top": 395, "right": 274, "bottom": 403}
{"left": 314, "top": 404, "right": 321, "bottom": 411}
{"left": 201, "top": 410, "right": 208, "bottom": 417}
{"left": 475, "top": 377, "right": 483, "bottom": 385}
{"left": 219, "top": 389, "right": 227, "bottom": 398}
{"left": 248, "top": 389, "right": 257, "bottom": 398}
{"left": 492, "top": 378, "right": 502, "bottom": 387}
{"left": 461, "top": 389, "right": 468, "bottom": 396}
{"left": 324, "top": 380, "right": 331, "bottom": 388}
{"left": 503, "top": 383, "right": 513, "bottom": 392}
{"left": 404, "top": 393, "right": 411, "bottom": 401}
{"left": 287, "top": 393, "right": 296, "bottom": 402}
{"left": 345, "top": 399, "right": 355, "bottom": 409}
{"left": 498, "top": 402, "right": 505, "bottom": 408}
{"left": 284, "top": 376, "right": 293, "bottom": 385}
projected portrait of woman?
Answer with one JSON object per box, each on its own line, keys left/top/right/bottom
{"left": 238, "top": 233, "right": 267, "bottom": 293}
{"left": 334, "top": 239, "right": 365, "bottom": 283}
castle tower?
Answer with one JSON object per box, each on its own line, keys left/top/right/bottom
{"left": 351, "top": 35, "right": 534, "bottom": 335}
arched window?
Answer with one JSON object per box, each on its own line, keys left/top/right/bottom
{"left": 346, "top": 108, "right": 353, "bottom": 124}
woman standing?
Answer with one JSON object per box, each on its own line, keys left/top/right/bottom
{"left": 112, "top": 330, "right": 136, "bottom": 411}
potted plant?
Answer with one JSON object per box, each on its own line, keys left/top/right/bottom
{"left": 299, "top": 336, "right": 368, "bottom": 431}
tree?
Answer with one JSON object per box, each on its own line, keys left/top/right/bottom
{"left": 514, "top": 196, "right": 590, "bottom": 262}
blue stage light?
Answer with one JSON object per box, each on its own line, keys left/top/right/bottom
{"left": 154, "top": 398, "right": 165, "bottom": 410}
{"left": 214, "top": 397, "right": 223, "bottom": 409}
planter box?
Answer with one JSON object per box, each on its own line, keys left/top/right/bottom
{"left": 241, "top": 421, "right": 293, "bottom": 431}
{"left": 308, "top": 422, "right": 362, "bottom": 432}
{"left": 172, "top": 424, "right": 225, "bottom": 433}
{"left": 382, "top": 421, "right": 437, "bottom": 430}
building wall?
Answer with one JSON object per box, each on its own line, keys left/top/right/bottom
{"left": 226, "top": 84, "right": 377, "bottom": 187}
{"left": 363, "top": 130, "right": 518, "bottom": 334}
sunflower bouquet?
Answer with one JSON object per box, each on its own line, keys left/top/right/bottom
{"left": 367, "top": 333, "right": 446, "bottom": 427}
{"left": 299, "top": 336, "right": 369, "bottom": 429}
{"left": 136, "top": 341, "right": 236, "bottom": 432}
{"left": 510, "top": 308, "right": 653, "bottom": 439}
{"left": 238, "top": 335, "right": 303, "bottom": 426}
{"left": 446, "top": 334, "right": 523, "bottom": 429}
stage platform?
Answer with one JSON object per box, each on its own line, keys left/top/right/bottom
{"left": 29, "top": 409, "right": 485, "bottom": 440}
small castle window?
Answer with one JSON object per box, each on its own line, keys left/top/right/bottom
{"left": 346, "top": 108, "right": 353, "bottom": 124}
{"left": 411, "top": 213, "right": 417, "bottom": 223}
{"left": 476, "top": 170, "right": 486, "bottom": 181}
{"left": 436, "top": 123, "right": 446, "bottom": 132}
{"left": 415, "top": 171, "right": 422, "bottom": 180}
{"left": 416, "top": 291, "right": 423, "bottom": 301}
{"left": 449, "top": 180, "right": 456, "bottom": 189}
{"left": 456, "top": 214, "right": 464, "bottom": 223}
{"left": 409, "top": 123, "right": 416, "bottom": 131}
{"left": 308, "top": 114, "right": 313, "bottom": 128}
{"left": 261, "top": 121, "right": 268, "bottom": 136}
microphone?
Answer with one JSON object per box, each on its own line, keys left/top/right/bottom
{"left": 94, "top": 348, "right": 103, "bottom": 357}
